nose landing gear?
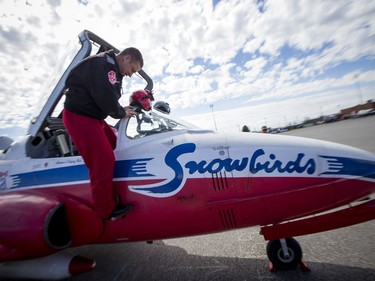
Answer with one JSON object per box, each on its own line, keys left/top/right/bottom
{"left": 266, "top": 237, "right": 310, "bottom": 272}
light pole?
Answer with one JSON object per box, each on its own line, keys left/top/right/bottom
{"left": 354, "top": 74, "right": 364, "bottom": 105}
{"left": 210, "top": 104, "right": 218, "bottom": 131}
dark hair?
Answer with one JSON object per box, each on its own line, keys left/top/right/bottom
{"left": 119, "top": 47, "right": 144, "bottom": 68}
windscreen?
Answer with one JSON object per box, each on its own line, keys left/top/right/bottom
{"left": 126, "top": 110, "right": 198, "bottom": 138}
{"left": 30, "top": 39, "right": 83, "bottom": 122}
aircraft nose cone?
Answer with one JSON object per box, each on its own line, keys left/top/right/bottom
{"left": 316, "top": 142, "right": 375, "bottom": 203}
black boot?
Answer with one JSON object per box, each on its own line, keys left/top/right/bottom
{"left": 106, "top": 203, "right": 133, "bottom": 221}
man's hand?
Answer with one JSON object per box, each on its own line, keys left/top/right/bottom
{"left": 124, "top": 106, "right": 137, "bottom": 118}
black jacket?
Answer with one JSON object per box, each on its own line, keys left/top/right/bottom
{"left": 64, "top": 50, "right": 126, "bottom": 120}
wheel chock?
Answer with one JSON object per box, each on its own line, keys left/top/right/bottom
{"left": 299, "top": 261, "right": 311, "bottom": 272}
{"left": 268, "top": 262, "right": 277, "bottom": 273}
{"left": 268, "top": 261, "right": 311, "bottom": 273}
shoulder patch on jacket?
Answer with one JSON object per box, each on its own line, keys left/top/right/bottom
{"left": 108, "top": 70, "right": 117, "bottom": 85}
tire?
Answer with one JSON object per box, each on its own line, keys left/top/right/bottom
{"left": 266, "top": 238, "right": 302, "bottom": 270}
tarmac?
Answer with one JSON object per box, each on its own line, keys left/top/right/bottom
{"left": 9, "top": 115, "right": 375, "bottom": 281}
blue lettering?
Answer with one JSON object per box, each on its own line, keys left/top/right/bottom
{"left": 224, "top": 158, "right": 249, "bottom": 172}
{"left": 249, "top": 149, "right": 266, "bottom": 173}
{"left": 207, "top": 159, "right": 223, "bottom": 174}
{"left": 131, "top": 143, "right": 196, "bottom": 195}
{"left": 185, "top": 160, "right": 207, "bottom": 174}
{"left": 248, "top": 149, "right": 315, "bottom": 175}
{"left": 131, "top": 143, "right": 316, "bottom": 197}
{"left": 185, "top": 148, "right": 315, "bottom": 176}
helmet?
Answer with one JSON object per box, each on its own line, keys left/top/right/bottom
{"left": 129, "top": 90, "right": 154, "bottom": 111}
{"left": 153, "top": 101, "right": 171, "bottom": 114}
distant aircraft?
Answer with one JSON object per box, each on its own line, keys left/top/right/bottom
{"left": 0, "top": 30, "right": 374, "bottom": 280}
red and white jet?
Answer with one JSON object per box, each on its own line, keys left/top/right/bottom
{"left": 0, "top": 31, "right": 374, "bottom": 280}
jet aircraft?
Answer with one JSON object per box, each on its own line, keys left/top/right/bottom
{"left": 0, "top": 30, "right": 374, "bottom": 280}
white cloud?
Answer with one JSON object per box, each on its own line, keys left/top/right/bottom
{"left": 0, "top": 0, "right": 374, "bottom": 136}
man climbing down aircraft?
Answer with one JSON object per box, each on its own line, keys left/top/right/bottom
{"left": 63, "top": 47, "right": 153, "bottom": 221}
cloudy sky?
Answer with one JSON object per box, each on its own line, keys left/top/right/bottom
{"left": 0, "top": 0, "right": 374, "bottom": 137}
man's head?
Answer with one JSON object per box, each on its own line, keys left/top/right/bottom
{"left": 117, "top": 47, "right": 144, "bottom": 77}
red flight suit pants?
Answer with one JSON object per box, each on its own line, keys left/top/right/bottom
{"left": 63, "top": 109, "right": 117, "bottom": 219}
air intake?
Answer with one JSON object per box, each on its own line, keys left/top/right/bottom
{"left": 211, "top": 171, "right": 229, "bottom": 191}
{"left": 219, "top": 208, "right": 238, "bottom": 229}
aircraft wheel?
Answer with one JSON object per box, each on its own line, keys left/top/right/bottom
{"left": 266, "top": 238, "right": 302, "bottom": 270}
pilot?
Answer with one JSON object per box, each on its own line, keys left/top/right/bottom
{"left": 63, "top": 47, "right": 148, "bottom": 221}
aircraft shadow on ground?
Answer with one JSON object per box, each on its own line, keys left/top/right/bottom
{"left": 2, "top": 241, "right": 374, "bottom": 281}
{"left": 68, "top": 241, "right": 375, "bottom": 281}
{"left": 4, "top": 240, "right": 368, "bottom": 281}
